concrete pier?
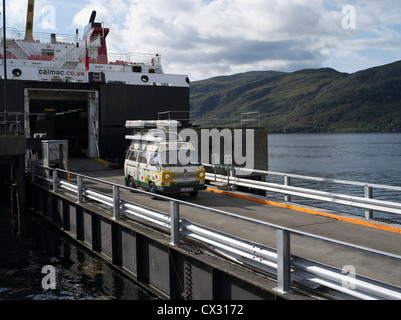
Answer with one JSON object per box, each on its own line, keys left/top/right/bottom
{"left": 25, "top": 159, "right": 401, "bottom": 300}
{"left": 27, "top": 180, "right": 309, "bottom": 300}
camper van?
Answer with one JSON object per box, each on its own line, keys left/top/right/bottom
{"left": 124, "top": 120, "right": 206, "bottom": 197}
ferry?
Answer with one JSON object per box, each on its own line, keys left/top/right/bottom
{"left": 1, "top": 10, "right": 185, "bottom": 85}
{"left": 0, "top": 3, "right": 190, "bottom": 160}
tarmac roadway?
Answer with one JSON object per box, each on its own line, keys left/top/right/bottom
{"left": 69, "top": 159, "right": 401, "bottom": 289}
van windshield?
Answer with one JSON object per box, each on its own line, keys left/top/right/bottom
{"left": 159, "top": 150, "right": 201, "bottom": 167}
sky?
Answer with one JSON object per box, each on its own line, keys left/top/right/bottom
{"left": 3, "top": 0, "right": 401, "bottom": 80}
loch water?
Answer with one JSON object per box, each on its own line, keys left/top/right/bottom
{"left": 0, "top": 187, "right": 157, "bottom": 300}
{"left": 268, "top": 133, "right": 401, "bottom": 221}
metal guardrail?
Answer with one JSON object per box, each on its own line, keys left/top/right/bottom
{"left": 29, "top": 162, "right": 401, "bottom": 300}
{"left": 0, "top": 112, "right": 25, "bottom": 132}
{"left": 204, "top": 164, "right": 401, "bottom": 221}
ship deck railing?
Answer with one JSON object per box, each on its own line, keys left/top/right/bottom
{"left": 0, "top": 48, "right": 162, "bottom": 68}
{"left": 1, "top": 28, "right": 162, "bottom": 68}
{"left": 0, "top": 112, "right": 24, "bottom": 132}
{"left": 0, "top": 27, "right": 78, "bottom": 46}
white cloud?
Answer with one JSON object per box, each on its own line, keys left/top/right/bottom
{"left": 107, "top": 0, "right": 342, "bottom": 79}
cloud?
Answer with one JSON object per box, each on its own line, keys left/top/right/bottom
{"left": 5, "top": 0, "right": 28, "bottom": 28}
{"left": 120, "top": 0, "right": 401, "bottom": 79}
{"left": 5, "top": 0, "right": 57, "bottom": 30}
{"left": 106, "top": 0, "right": 341, "bottom": 79}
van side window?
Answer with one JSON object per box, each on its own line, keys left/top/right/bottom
{"left": 129, "top": 150, "right": 138, "bottom": 161}
{"left": 149, "top": 152, "right": 158, "bottom": 165}
{"left": 138, "top": 151, "right": 148, "bottom": 164}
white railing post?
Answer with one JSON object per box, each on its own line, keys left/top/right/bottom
{"left": 365, "top": 185, "right": 373, "bottom": 219}
{"left": 284, "top": 175, "right": 291, "bottom": 202}
{"left": 275, "top": 229, "right": 292, "bottom": 294}
{"left": 113, "top": 185, "right": 120, "bottom": 220}
{"left": 77, "top": 175, "right": 83, "bottom": 203}
{"left": 170, "top": 200, "right": 180, "bottom": 245}
{"left": 53, "top": 169, "right": 58, "bottom": 193}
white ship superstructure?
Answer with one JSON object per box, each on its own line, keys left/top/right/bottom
{"left": 0, "top": 11, "right": 189, "bottom": 87}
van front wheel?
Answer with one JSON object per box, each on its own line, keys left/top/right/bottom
{"left": 126, "top": 176, "right": 136, "bottom": 191}
{"left": 149, "top": 182, "right": 158, "bottom": 200}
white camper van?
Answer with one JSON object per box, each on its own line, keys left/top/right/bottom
{"left": 124, "top": 120, "right": 206, "bottom": 197}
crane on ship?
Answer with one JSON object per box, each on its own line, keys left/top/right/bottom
{"left": 25, "top": 0, "right": 35, "bottom": 40}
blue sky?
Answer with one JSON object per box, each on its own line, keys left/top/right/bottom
{"left": 4, "top": 0, "right": 401, "bottom": 80}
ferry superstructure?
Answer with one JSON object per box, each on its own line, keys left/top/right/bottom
{"left": 1, "top": 10, "right": 188, "bottom": 86}
{"left": 0, "top": 8, "right": 190, "bottom": 160}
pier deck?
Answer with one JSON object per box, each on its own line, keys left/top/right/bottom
{"left": 69, "top": 159, "right": 401, "bottom": 289}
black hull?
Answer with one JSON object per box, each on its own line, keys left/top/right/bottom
{"left": 0, "top": 79, "right": 189, "bottom": 160}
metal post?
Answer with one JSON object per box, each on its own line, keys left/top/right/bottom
{"left": 31, "top": 162, "right": 35, "bottom": 183}
{"left": 3, "top": 0, "right": 7, "bottom": 132}
{"left": 113, "top": 185, "right": 120, "bottom": 220}
{"left": 365, "top": 185, "right": 373, "bottom": 220}
{"left": 77, "top": 175, "right": 83, "bottom": 203}
{"left": 13, "top": 155, "right": 26, "bottom": 214}
{"left": 53, "top": 169, "right": 58, "bottom": 193}
{"left": 275, "top": 229, "right": 292, "bottom": 294}
{"left": 170, "top": 200, "right": 180, "bottom": 245}
{"left": 47, "top": 166, "right": 52, "bottom": 188}
{"left": 284, "top": 175, "right": 291, "bottom": 202}
{"left": 231, "top": 165, "right": 235, "bottom": 190}
{"left": 214, "top": 165, "right": 217, "bottom": 182}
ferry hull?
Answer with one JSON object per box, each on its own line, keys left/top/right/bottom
{"left": 0, "top": 79, "right": 189, "bottom": 160}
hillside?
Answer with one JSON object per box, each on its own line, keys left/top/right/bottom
{"left": 190, "top": 61, "right": 401, "bottom": 133}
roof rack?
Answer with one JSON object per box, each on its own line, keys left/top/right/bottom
{"left": 125, "top": 120, "right": 182, "bottom": 129}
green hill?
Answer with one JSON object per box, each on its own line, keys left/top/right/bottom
{"left": 190, "top": 61, "right": 401, "bottom": 133}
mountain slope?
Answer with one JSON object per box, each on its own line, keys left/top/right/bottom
{"left": 190, "top": 61, "right": 401, "bottom": 133}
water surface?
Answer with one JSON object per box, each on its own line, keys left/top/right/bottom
{"left": 268, "top": 133, "right": 401, "bottom": 220}
{"left": 0, "top": 188, "right": 157, "bottom": 300}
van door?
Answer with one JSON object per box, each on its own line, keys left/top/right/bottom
{"left": 137, "top": 150, "right": 149, "bottom": 187}
{"left": 148, "top": 151, "right": 161, "bottom": 187}
{"left": 126, "top": 149, "right": 139, "bottom": 186}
